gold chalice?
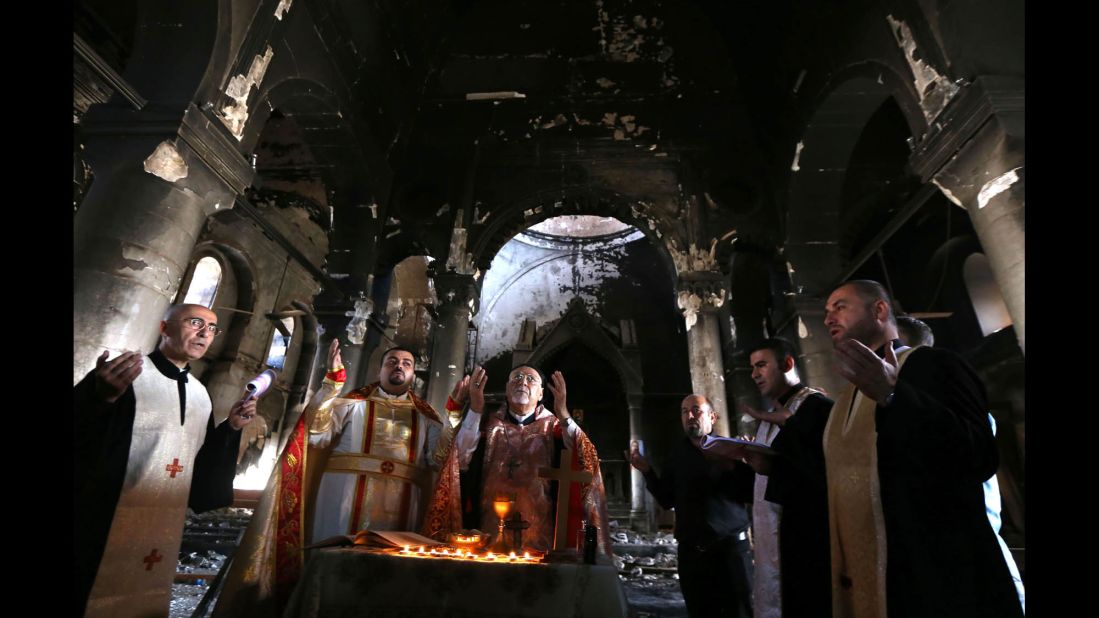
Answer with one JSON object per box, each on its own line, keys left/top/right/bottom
{"left": 491, "top": 495, "right": 515, "bottom": 553}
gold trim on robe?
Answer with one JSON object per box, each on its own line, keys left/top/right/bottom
{"left": 823, "top": 347, "right": 917, "bottom": 618}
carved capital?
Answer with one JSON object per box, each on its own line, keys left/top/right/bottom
{"left": 677, "top": 271, "right": 727, "bottom": 328}
{"left": 431, "top": 272, "right": 479, "bottom": 315}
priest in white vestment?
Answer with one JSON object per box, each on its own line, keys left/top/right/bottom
{"left": 74, "top": 304, "right": 256, "bottom": 617}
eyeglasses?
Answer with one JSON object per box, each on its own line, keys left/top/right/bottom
{"left": 168, "top": 317, "right": 221, "bottom": 336}
{"left": 508, "top": 373, "right": 541, "bottom": 386}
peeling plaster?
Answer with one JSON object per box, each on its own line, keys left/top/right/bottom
{"left": 143, "top": 140, "right": 188, "bottom": 182}
{"left": 274, "top": 0, "right": 293, "bottom": 20}
{"left": 791, "top": 141, "right": 804, "bottom": 172}
{"left": 218, "top": 46, "right": 275, "bottom": 140}
{"left": 445, "top": 224, "right": 475, "bottom": 275}
{"left": 119, "top": 256, "right": 148, "bottom": 271}
{"left": 886, "top": 15, "right": 960, "bottom": 122}
{"left": 669, "top": 238, "right": 719, "bottom": 274}
{"left": 677, "top": 291, "right": 702, "bottom": 331}
{"left": 121, "top": 245, "right": 176, "bottom": 295}
{"left": 930, "top": 179, "right": 965, "bottom": 207}
{"left": 977, "top": 167, "right": 1022, "bottom": 210}
{"left": 344, "top": 297, "right": 373, "bottom": 345}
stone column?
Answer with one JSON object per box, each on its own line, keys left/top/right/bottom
{"left": 626, "top": 393, "right": 648, "bottom": 529}
{"left": 74, "top": 104, "right": 254, "bottom": 383}
{"left": 677, "top": 271, "right": 733, "bottom": 437}
{"left": 912, "top": 77, "right": 1025, "bottom": 352}
{"left": 424, "top": 272, "right": 478, "bottom": 422}
{"left": 784, "top": 293, "right": 846, "bottom": 399}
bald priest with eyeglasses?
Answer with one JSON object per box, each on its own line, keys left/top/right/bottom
{"left": 422, "top": 365, "right": 611, "bottom": 555}
{"left": 74, "top": 303, "right": 257, "bottom": 617}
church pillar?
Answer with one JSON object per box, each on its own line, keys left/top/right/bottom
{"left": 785, "top": 293, "right": 847, "bottom": 399}
{"left": 911, "top": 77, "right": 1025, "bottom": 353}
{"left": 74, "top": 104, "right": 254, "bottom": 383}
{"left": 626, "top": 393, "right": 649, "bottom": 530}
{"left": 678, "top": 271, "right": 733, "bottom": 437}
{"left": 425, "top": 272, "right": 478, "bottom": 423}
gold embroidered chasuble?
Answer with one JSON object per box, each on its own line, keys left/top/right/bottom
{"left": 211, "top": 381, "right": 446, "bottom": 617}
{"left": 307, "top": 383, "right": 445, "bottom": 538}
{"left": 823, "top": 347, "right": 917, "bottom": 618}
{"left": 84, "top": 367, "right": 212, "bottom": 617}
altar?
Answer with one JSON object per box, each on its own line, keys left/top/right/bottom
{"left": 284, "top": 547, "right": 628, "bottom": 617}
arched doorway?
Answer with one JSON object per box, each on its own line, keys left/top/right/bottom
{"left": 540, "top": 341, "right": 632, "bottom": 519}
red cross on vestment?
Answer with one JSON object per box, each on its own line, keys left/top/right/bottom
{"left": 166, "top": 458, "right": 184, "bottom": 478}
{"left": 144, "top": 549, "right": 163, "bottom": 571}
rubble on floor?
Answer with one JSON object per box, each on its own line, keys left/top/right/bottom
{"left": 608, "top": 520, "right": 687, "bottom": 617}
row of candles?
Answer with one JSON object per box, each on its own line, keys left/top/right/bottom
{"left": 396, "top": 545, "right": 542, "bottom": 563}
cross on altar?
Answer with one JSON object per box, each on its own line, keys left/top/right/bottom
{"left": 165, "top": 458, "right": 184, "bottom": 478}
{"left": 144, "top": 549, "right": 163, "bottom": 571}
{"left": 537, "top": 448, "right": 593, "bottom": 550}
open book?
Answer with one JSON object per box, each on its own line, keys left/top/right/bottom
{"left": 698, "top": 434, "right": 775, "bottom": 456}
{"left": 305, "top": 530, "right": 445, "bottom": 551}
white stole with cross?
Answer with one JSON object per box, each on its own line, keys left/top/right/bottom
{"left": 85, "top": 366, "right": 212, "bottom": 617}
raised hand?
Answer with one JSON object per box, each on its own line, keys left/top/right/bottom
{"left": 327, "top": 338, "right": 344, "bottom": 371}
{"left": 545, "top": 370, "right": 570, "bottom": 420}
{"left": 738, "top": 402, "right": 792, "bottom": 426}
{"left": 834, "top": 339, "right": 898, "bottom": 405}
{"left": 468, "top": 366, "right": 487, "bottom": 413}
{"left": 449, "top": 375, "right": 470, "bottom": 406}
{"left": 228, "top": 396, "right": 258, "bottom": 430}
{"left": 94, "top": 350, "right": 143, "bottom": 403}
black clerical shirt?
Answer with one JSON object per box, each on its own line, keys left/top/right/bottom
{"left": 642, "top": 436, "right": 753, "bottom": 547}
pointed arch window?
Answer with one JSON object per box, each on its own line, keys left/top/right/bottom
{"left": 265, "top": 317, "right": 295, "bottom": 370}
{"left": 181, "top": 256, "right": 222, "bottom": 308}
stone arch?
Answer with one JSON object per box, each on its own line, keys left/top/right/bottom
{"left": 522, "top": 301, "right": 644, "bottom": 397}
{"left": 786, "top": 62, "right": 925, "bottom": 295}
{"left": 782, "top": 62, "right": 928, "bottom": 397}
{"left": 469, "top": 185, "right": 679, "bottom": 281}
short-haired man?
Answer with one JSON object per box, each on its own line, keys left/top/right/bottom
{"left": 217, "top": 341, "right": 462, "bottom": 611}
{"left": 74, "top": 304, "right": 256, "bottom": 616}
{"left": 895, "top": 314, "right": 935, "bottom": 348}
{"left": 629, "top": 395, "right": 754, "bottom": 617}
{"left": 895, "top": 314, "right": 1026, "bottom": 613}
{"left": 822, "top": 280, "right": 1022, "bottom": 618}
{"left": 739, "top": 338, "right": 833, "bottom": 618}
